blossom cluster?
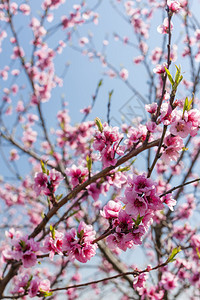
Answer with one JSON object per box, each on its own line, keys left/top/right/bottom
{"left": 101, "top": 174, "right": 170, "bottom": 251}
{"left": 2, "top": 232, "right": 39, "bottom": 268}
{"left": 11, "top": 274, "right": 50, "bottom": 298}
{"left": 41, "top": 221, "right": 97, "bottom": 263}
{"left": 1, "top": 0, "right": 200, "bottom": 298}
{"left": 93, "top": 122, "right": 124, "bottom": 168}
{"left": 34, "top": 168, "right": 63, "bottom": 199}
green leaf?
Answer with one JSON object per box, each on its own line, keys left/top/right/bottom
{"left": 133, "top": 214, "right": 144, "bottom": 226}
{"left": 25, "top": 275, "right": 33, "bottom": 290}
{"left": 42, "top": 291, "right": 53, "bottom": 297}
{"left": 183, "top": 95, "right": 194, "bottom": 116}
{"left": 118, "top": 166, "right": 131, "bottom": 172}
{"left": 19, "top": 240, "right": 26, "bottom": 251}
{"left": 86, "top": 155, "right": 92, "bottom": 173}
{"left": 50, "top": 225, "right": 55, "bottom": 240}
{"left": 178, "top": 75, "right": 183, "bottom": 85}
{"left": 95, "top": 117, "right": 103, "bottom": 133}
{"left": 196, "top": 247, "right": 200, "bottom": 259}
{"left": 98, "top": 79, "right": 103, "bottom": 87}
{"left": 68, "top": 210, "right": 79, "bottom": 218}
{"left": 56, "top": 194, "right": 63, "bottom": 201}
{"left": 165, "top": 67, "right": 174, "bottom": 86}
{"left": 167, "top": 246, "right": 181, "bottom": 263}
{"left": 118, "top": 159, "right": 136, "bottom": 172}
{"left": 60, "top": 121, "right": 65, "bottom": 130}
{"left": 109, "top": 90, "right": 114, "bottom": 102}
{"left": 40, "top": 160, "right": 46, "bottom": 174}
{"left": 77, "top": 229, "right": 84, "bottom": 239}
{"left": 174, "top": 65, "right": 181, "bottom": 84}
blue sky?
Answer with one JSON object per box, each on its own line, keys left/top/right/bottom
{"left": 0, "top": 0, "right": 199, "bottom": 186}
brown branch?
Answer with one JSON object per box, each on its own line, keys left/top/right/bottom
{"left": 160, "top": 177, "right": 200, "bottom": 197}
{"left": 0, "top": 139, "right": 159, "bottom": 297}
{"left": 29, "top": 138, "right": 160, "bottom": 239}
{"left": 49, "top": 257, "right": 171, "bottom": 293}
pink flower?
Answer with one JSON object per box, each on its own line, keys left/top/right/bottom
{"left": 107, "top": 232, "right": 134, "bottom": 251}
{"left": 125, "top": 195, "right": 148, "bottom": 218}
{"left": 22, "top": 127, "right": 37, "bottom": 148}
{"left": 49, "top": 169, "right": 63, "bottom": 191}
{"left": 63, "top": 221, "right": 97, "bottom": 263}
{"left": 188, "top": 109, "right": 200, "bottom": 136}
{"left": 34, "top": 169, "right": 62, "bottom": 197}
{"left": 161, "top": 271, "right": 178, "bottom": 290}
{"left": 12, "top": 236, "right": 39, "bottom": 268}
{"left": 19, "top": 4, "right": 30, "bottom": 15}
{"left": 133, "top": 55, "right": 144, "bottom": 64}
{"left": 162, "top": 134, "right": 184, "bottom": 163}
{"left": 66, "top": 164, "right": 88, "bottom": 187}
{"left": 157, "top": 18, "right": 173, "bottom": 34}
{"left": 29, "top": 279, "right": 39, "bottom": 297}
{"left": 11, "top": 84, "right": 18, "bottom": 95}
{"left": 105, "top": 69, "right": 117, "bottom": 78}
{"left": 39, "top": 279, "right": 51, "bottom": 293}
{"left": 16, "top": 100, "right": 24, "bottom": 112}
{"left": 162, "top": 194, "right": 176, "bottom": 211}
{"left": 144, "top": 190, "right": 164, "bottom": 211}
{"left": 189, "top": 272, "right": 200, "bottom": 286}
{"left": 127, "top": 174, "right": 156, "bottom": 195}
{"left": 87, "top": 183, "right": 101, "bottom": 201}
{"left": 133, "top": 273, "right": 147, "bottom": 290}
{"left": 22, "top": 251, "right": 37, "bottom": 268}
{"left": 101, "top": 200, "right": 122, "bottom": 219}
{"left": 11, "top": 46, "right": 25, "bottom": 59}
{"left": 132, "top": 225, "right": 146, "bottom": 245}
{"left": 119, "top": 68, "right": 129, "bottom": 80}
{"left": 101, "top": 146, "right": 117, "bottom": 168}
{"left": 10, "top": 149, "right": 19, "bottom": 161}
{"left": 170, "top": 118, "right": 192, "bottom": 138}
{"left": 145, "top": 102, "right": 157, "bottom": 114}
{"left": 79, "top": 37, "right": 89, "bottom": 47}
{"left": 153, "top": 63, "right": 167, "bottom": 74}
{"left": 11, "top": 274, "right": 30, "bottom": 295}
{"left": 42, "top": 230, "right": 64, "bottom": 260}
{"left": 80, "top": 105, "right": 92, "bottom": 115}
{"left": 167, "top": 0, "right": 181, "bottom": 13}
{"left": 34, "top": 172, "right": 48, "bottom": 196}
{"left": 151, "top": 47, "right": 162, "bottom": 64}
{"left": 146, "top": 121, "right": 157, "bottom": 132}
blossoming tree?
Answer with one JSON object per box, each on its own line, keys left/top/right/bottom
{"left": 1, "top": 0, "right": 200, "bottom": 299}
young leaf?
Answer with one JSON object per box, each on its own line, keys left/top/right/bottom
{"left": 174, "top": 65, "right": 181, "bottom": 84}
{"left": 183, "top": 95, "right": 194, "bottom": 116}
{"left": 118, "top": 159, "right": 136, "bottom": 172}
{"left": 165, "top": 67, "right": 174, "bottom": 86}
{"left": 50, "top": 225, "right": 55, "bottom": 240}
{"left": 109, "top": 90, "right": 114, "bottom": 102}
{"left": 133, "top": 214, "right": 144, "bottom": 226}
{"left": 77, "top": 229, "right": 84, "bottom": 239}
{"left": 98, "top": 79, "right": 103, "bottom": 87}
{"left": 42, "top": 291, "right": 53, "bottom": 297}
{"left": 167, "top": 246, "right": 181, "bottom": 263}
{"left": 118, "top": 166, "right": 131, "bottom": 172}
{"left": 56, "top": 194, "right": 63, "bottom": 201}
{"left": 86, "top": 155, "right": 92, "bottom": 173}
{"left": 196, "top": 247, "right": 200, "bottom": 259}
{"left": 95, "top": 117, "right": 103, "bottom": 132}
{"left": 40, "top": 160, "right": 46, "bottom": 174}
